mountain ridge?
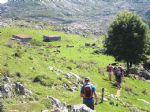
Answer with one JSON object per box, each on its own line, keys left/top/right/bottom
{"left": 0, "top": 0, "right": 150, "bottom": 35}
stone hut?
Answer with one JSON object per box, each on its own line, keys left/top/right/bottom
{"left": 43, "top": 35, "right": 61, "bottom": 42}
{"left": 11, "top": 34, "right": 32, "bottom": 43}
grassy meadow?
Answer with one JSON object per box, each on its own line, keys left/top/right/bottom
{"left": 0, "top": 27, "right": 150, "bottom": 112}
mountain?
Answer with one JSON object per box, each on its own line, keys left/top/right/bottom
{"left": 0, "top": 0, "right": 150, "bottom": 35}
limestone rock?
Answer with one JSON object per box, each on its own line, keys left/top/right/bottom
{"left": 15, "top": 82, "right": 32, "bottom": 96}
{"left": 65, "top": 72, "right": 81, "bottom": 82}
{"left": 0, "top": 83, "right": 13, "bottom": 98}
{"left": 42, "top": 110, "right": 49, "bottom": 112}
{"left": 48, "top": 96, "right": 95, "bottom": 112}
{"left": 143, "top": 61, "right": 150, "bottom": 70}
{"left": 139, "top": 70, "right": 150, "bottom": 80}
{"left": 71, "top": 104, "right": 95, "bottom": 112}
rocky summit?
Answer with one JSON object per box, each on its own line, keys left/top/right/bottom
{"left": 0, "top": 0, "right": 150, "bottom": 35}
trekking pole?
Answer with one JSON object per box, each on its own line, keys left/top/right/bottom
{"left": 101, "top": 88, "right": 105, "bottom": 103}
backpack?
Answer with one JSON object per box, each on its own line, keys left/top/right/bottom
{"left": 116, "top": 69, "right": 122, "bottom": 76}
{"left": 84, "top": 84, "right": 93, "bottom": 98}
{"left": 107, "top": 65, "right": 113, "bottom": 72}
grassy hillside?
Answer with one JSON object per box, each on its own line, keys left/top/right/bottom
{"left": 0, "top": 27, "right": 150, "bottom": 112}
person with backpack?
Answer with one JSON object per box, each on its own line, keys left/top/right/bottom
{"left": 114, "top": 66, "right": 124, "bottom": 89}
{"left": 107, "top": 64, "right": 114, "bottom": 81}
{"left": 80, "top": 77, "right": 98, "bottom": 110}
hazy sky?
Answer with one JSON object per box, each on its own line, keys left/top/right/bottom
{"left": 0, "top": 0, "right": 8, "bottom": 4}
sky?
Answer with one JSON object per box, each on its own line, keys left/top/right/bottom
{"left": 0, "top": 0, "right": 8, "bottom": 4}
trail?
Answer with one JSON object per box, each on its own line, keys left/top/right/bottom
{"left": 116, "top": 88, "right": 122, "bottom": 97}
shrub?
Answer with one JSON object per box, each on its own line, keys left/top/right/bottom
{"left": 13, "top": 49, "right": 22, "bottom": 58}
{"left": 33, "top": 75, "right": 54, "bottom": 87}
{"left": 16, "top": 72, "right": 22, "bottom": 78}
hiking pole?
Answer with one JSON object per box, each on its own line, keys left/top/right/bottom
{"left": 101, "top": 88, "right": 105, "bottom": 103}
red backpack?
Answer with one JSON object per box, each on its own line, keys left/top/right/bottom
{"left": 84, "top": 84, "right": 93, "bottom": 98}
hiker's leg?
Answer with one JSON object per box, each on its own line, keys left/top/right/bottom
{"left": 86, "top": 103, "right": 94, "bottom": 110}
{"left": 110, "top": 72, "right": 113, "bottom": 81}
{"left": 109, "top": 72, "right": 111, "bottom": 81}
{"left": 89, "top": 103, "right": 94, "bottom": 110}
{"left": 116, "top": 81, "right": 120, "bottom": 89}
{"left": 118, "top": 78, "right": 122, "bottom": 89}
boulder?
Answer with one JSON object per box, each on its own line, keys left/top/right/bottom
{"left": 71, "top": 104, "right": 95, "bottom": 112}
{"left": 65, "top": 72, "right": 81, "bottom": 82}
{"left": 129, "top": 68, "right": 139, "bottom": 74}
{"left": 0, "top": 83, "right": 13, "bottom": 98}
{"left": 3, "top": 76, "right": 11, "bottom": 83}
{"left": 143, "top": 61, "right": 150, "bottom": 70}
{"left": 48, "top": 96, "right": 68, "bottom": 112}
{"left": 15, "top": 82, "right": 32, "bottom": 96}
{"left": 138, "top": 70, "right": 150, "bottom": 80}
{"left": 48, "top": 96, "right": 95, "bottom": 112}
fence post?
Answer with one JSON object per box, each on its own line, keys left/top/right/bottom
{"left": 101, "top": 88, "right": 105, "bottom": 103}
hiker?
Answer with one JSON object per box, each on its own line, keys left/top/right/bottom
{"left": 114, "top": 66, "right": 124, "bottom": 89}
{"left": 80, "top": 77, "right": 98, "bottom": 110}
{"left": 107, "top": 64, "right": 114, "bottom": 81}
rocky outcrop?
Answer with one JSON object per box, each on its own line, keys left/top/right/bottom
{"left": 0, "top": 83, "right": 13, "bottom": 98}
{"left": 143, "top": 61, "right": 150, "bottom": 70}
{"left": 0, "top": 76, "right": 32, "bottom": 98}
{"left": 139, "top": 70, "right": 150, "bottom": 80}
{"left": 65, "top": 72, "right": 81, "bottom": 83}
{"left": 15, "top": 82, "right": 32, "bottom": 96}
{"left": 48, "top": 96, "right": 95, "bottom": 112}
{"left": 129, "top": 64, "right": 150, "bottom": 80}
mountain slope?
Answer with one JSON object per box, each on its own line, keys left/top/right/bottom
{"left": 0, "top": 0, "right": 150, "bottom": 35}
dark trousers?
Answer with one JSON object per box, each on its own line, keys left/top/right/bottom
{"left": 83, "top": 102, "right": 94, "bottom": 110}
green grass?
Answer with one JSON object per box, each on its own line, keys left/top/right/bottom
{"left": 0, "top": 27, "right": 150, "bottom": 112}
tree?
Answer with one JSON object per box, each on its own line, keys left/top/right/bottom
{"left": 105, "top": 11, "right": 149, "bottom": 72}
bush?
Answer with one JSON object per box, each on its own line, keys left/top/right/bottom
{"left": 16, "top": 72, "right": 22, "bottom": 78}
{"left": 33, "top": 75, "right": 54, "bottom": 87}
{"left": 13, "top": 49, "right": 22, "bottom": 58}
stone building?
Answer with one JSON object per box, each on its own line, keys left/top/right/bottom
{"left": 11, "top": 34, "right": 32, "bottom": 42}
{"left": 43, "top": 35, "right": 61, "bottom": 42}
